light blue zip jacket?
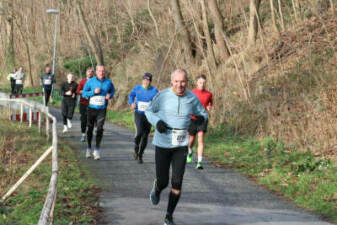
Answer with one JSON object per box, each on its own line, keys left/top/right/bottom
{"left": 82, "top": 76, "right": 115, "bottom": 109}
{"left": 145, "top": 88, "right": 208, "bottom": 148}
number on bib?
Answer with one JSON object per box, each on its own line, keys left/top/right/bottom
{"left": 89, "top": 96, "right": 106, "bottom": 106}
{"left": 171, "top": 130, "right": 189, "bottom": 146}
{"left": 44, "top": 79, "right": 52, "bottom": 85}
{"left": 15, "top": 80, "right": 23, "bottom": 85}
{"left": 137, "top": 101, "right": 150, "bottom": 112}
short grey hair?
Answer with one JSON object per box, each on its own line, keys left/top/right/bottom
{"left": 171, "top": 69, "right": 188, "bottom": 81}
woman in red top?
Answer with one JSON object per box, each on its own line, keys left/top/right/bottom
{"left": 187, "top": 75, "right": 213, "bottom": 169}
{"left": 76, "top": 68, "right": 94, "bottom": 144}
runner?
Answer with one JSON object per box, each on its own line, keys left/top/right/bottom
{"left": 128, "top": 73, "right": 158, "bottom": 164}
{"left": 40, "top": 66, "right": 56, "bottom": 106}
{"left": 145, "top": 69, "right": 207, "bottom": 225}
{"left": 60, "top": 73, "right": 78, "bottom": 133}
{"left": 7, "top": 69, "right": 17, "bottom": 94}
{"left": 82, "top": 65, "right": 115, "bottom": 160}
{"left": 14, "top": 67, "right": 25, "bottom": 95}
{"left": 76, "top": 68, "right": 94, "bottom": 143}
{"left": 187, "top": 74, "right": 213, "bottom": 169}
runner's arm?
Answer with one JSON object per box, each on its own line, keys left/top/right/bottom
{"left": 128, "top": 86, "right": 137, "bottom": 105}
{"left": 192, "top": 98, "right": 208, "bottom": 120}
{"left": 82, "top": 80, "right": 95, "bottom": 98}
{"left": 76, "top": 80, "right": 83, "bottom": 95}
{"left": 145, "top": 93, "right": 161, "bottom": 126}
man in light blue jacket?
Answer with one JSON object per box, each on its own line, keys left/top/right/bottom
{"left": 82, "top": 65, "right": 115, "bottom": 160}
{"left": 145, "top": 69, "right": 207, "bottom": 225}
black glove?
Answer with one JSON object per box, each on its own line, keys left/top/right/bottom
{"left": 156, "top": 120, "right": 168, "bottom": 133}
{"left": 195, "top": 115, "right": 205, "bottom": 124}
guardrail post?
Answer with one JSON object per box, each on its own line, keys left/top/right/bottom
{"left": 46, "top": 107, "right": 50, "bottom": 140}
{"left": 29, "top": 106, "right": 32, "bottom": 127}
{"left": 8, "top": 103, "right": 11, "bottom": 120}
{"left": 38, "top": 111, "right": 41, "bottom": 134}
{"left": 20, "top": 103, "right": 23, "bottom": 123}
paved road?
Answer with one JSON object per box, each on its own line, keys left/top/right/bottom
{"left": 51, "top": 108, "right": 332, "bottom": 225}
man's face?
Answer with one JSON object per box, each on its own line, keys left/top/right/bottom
{"left": 142, "top": 79, "right": 151, "bottom": 88}
{"left": 196, "top": 78, "right": 206, "bottom": 90}
{"left": 87, "top": 69, "right": 94, "bottom": 78}
{"left": 67, "top": 74, "right": 74, "bottom": 83}
{"left": 46, "top": 67, "right": 51, "bottom": 73}
{"left": 96, "top": 66, "right": 105, "bottom": 80}
{"left": 171, "top": 72, "right": 188, "bottom": 96}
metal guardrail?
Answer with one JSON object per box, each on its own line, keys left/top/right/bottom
{"left": 0, "top": 97, "right": 58, "bottom": 225}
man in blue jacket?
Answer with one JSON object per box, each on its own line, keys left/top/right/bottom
{"left": 128, "top": 73, "right": 158, "bottom": 164}
{"left": 82, "top": 65, "right": 115, "bottom": 160}
{"left": 145, "top": 69, "right": 207, "bottom": 225}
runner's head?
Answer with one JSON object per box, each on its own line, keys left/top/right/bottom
{"left": 96, "top": 65, "right": 106, "bottom": 80}
{"left": 196, "top": 74, "right": 206, "bottom": 91}
{"left": 86, "top": 68, "right": 94, "bottom": 79}
{"left": 67, "top": 73, "right": 74, "bottom": 83}
{"left": 45, "top": 66, "right": 51, "bottom": 74}
{"left": 142, "top": 73, "right": 152, "bottom": 88}
{"left": 18, "top": 67, "right": 23, "bottom": 72}
{"left": 171, "top": 69, "right": 188, "bottom": 96}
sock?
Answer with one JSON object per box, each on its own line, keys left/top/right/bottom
{"left": 188, "top": 148, "right": 193, "bottom": 155}
{"left": 166, "top": 191, "right": 181, "bottom": 218}
{"left": 198, "top": 156, "right": 203, "bottom": 163}
{"left": 82, "top": 133, "right": 86, "bottom": 137}
{"left": 94, "top": 147, "right": 99, "bottom": 151}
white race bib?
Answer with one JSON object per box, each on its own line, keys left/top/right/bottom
{"left": 44, "top": 79, "right": 52, "bottom": 85}
{"left": 89, "top": 96, "right": 106, "bottom": 106}
{"left": 171, "top": 129, "right": 189, "bottom": 146}
{"left": 15, "top": 79, "right": 23, "bottom": 85}
{"left": 137, "top": 101, "right": 150, "bottom": 112}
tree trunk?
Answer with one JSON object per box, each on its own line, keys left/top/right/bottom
{"left": 147, "top": 0, "right": 160, "bottom": 38}
{"left": 247, "top": 0, "right": 261, "bottom": 46}
{"left": 5, "top": 2, "right": 15, "bottom": 72}
{"left": 291, "top": 0, "right": 299, "bottom": 23}
{"left": 171, "top": 0, "right": 194, "bottom": 63}
{"left": 200, "top": 0, "right": 217, "bottom": 68}
{"left": 270, "top": 0, "right": 279, "bottom": 34}
{"left": 330, "top": 0, "right": 334, "bottom": 13}
{"left": 208, "top": 0, "right": 230, "bottom": 62}
{"left": 278, "top": 0, "right": 285, "bottom": 31}
{"left": 76, "top": 0, "right": 104, "bottom": 66}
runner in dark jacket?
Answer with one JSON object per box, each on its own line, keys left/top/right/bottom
{"left": 40, "top": 66, "right": 56, "bottom": 106}
{"left": 61, "top": 73, "right": 78, "bottom": 133}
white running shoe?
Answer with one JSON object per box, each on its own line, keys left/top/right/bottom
{"left": 93, "top": 150, "right": 100, "bottom": 160}
{"left": 86, "top": 148, "right": 92, "bottom": 158}
{"left": 62, "top": 125, "right": 68, "bottom": 133}
{"left": 67, "top": 119, "right": 72, "bottom": 128}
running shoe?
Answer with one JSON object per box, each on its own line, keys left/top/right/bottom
{"left": 62, "top": 125, "right": 68, "bottom": 133}
{"left": 67, "top": 119, "right": 72, "bottom": 128}
{"left": 138, "top": 157, "right": 143, "bottom": 164}
{"left": 196, "top": 162, "right": 203, "bottom": 170}
{"left": 86, "top": 148, "right": 91, "bottom": 158}
{"left": 80, "top": 135, "right": 86, "bottom": 142}
{"left": 150, "top": 179, "right": 160, "bottom": 205}
{"left": 93, "top": 149, "right": 100, "bottom": 160}
{"left": 186, "top": 153, "right": 193, "bottom": 163}
{"left": 133, "top": 150, "right": 139, "bottom": 160}
{"left": 164, "top": 217, "right": 176, "bottom": 225}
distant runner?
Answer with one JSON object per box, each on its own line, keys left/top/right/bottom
{"left": 60, "top": 73, "right": 78, "bottom": 133}
{"left": 128, "top": 73, "right": 158, "bottom": 164}
{"left": 187, "top": 74, "right": 213, "bottom": 169}
{"left": 82, "top": 65, "right": 115, "bottom": 160}
{"left": 7, "top": 69, "right": 17, "bottom": 94}
{"left": 145, "top": 69, "right": 207, "bottom": 225}
{"left": 40, "top": 66, "right": 56, "bottom": 106}
{"left": 76, "top": 68, "right": 94, "bottom": 143}
{"left": 14, "top": 67, "right": 25, "bottom": 95}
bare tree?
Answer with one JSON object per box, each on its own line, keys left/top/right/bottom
{"left": 200, "top": 0, "right": 217, "bottom": 68}
{"left": 278, "top": 0, "right": 285, "bottom": 31}
{"left": 3, "top": 1, "right": 15, "bottom": 72}
{"left": 171, "top": 0, "right": 195, "bottom": 62}
{"left": 208, "top": 0, "right": 230, "bottom": 62}
{"left": 269, "top": 0, "right": 279, "bottom": 34}
{"left": 76, "top": 0, "right": 104, "bottom": 66}
{"left": 330, "top": 0, "right": 334, "bottom": 13}
{"left": 147, "top": 0, "right": 160, "bottom": 38}
{"left": 247, "top": 0, "right": 261, "bottom": 46}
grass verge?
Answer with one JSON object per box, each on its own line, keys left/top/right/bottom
{"left": 0, "top": 113, "right": 100, "bottom": 224}
{"left": 106, "top": 110, "right": 337, "bottom": 223}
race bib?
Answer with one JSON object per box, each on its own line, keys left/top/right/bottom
{"left": 44, "top": 79, "right": 52, "bottom": 85}
{"left": 137, "top": 101, "right": 150, "bottom": 112}
{"left": 171, "top": 129, "right": 189, "bottom": 146}
{"left": 15, "top": 79, "right": 23, "bottom": 85}
{"left": 89, "top": 96, "right": 106, "bottom": 106}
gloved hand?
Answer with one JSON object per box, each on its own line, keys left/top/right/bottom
{"left": 195, "top": 115, "right": 205, "bottom": 124}
{"left": 156, "top": 120, "right": 168, "bottom": 133}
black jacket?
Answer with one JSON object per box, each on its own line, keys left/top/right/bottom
{"left": 60, "top": 81, "right": 78, "bottom": 98}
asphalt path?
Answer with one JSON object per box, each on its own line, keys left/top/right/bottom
{"left": 49, "top": 107, "right": 332, "bottom": 225}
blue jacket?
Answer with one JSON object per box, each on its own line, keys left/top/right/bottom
{"left": 145, "top": 88, "right": 208, "bottom": 148}
{"left": 82, "top": 76, "right": 115, "bottom": 109}
{"left": 128, "top": 85, "right": 158, "bottom": 114}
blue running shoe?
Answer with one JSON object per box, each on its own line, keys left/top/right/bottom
{"left": 164, "top": 217, "right": 176, "bottom": 225}
{"left": 150, "top": 179, "right": 160, "bottom": 205}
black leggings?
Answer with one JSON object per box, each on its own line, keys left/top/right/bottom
{"left": 44, "top": 88, "right": 52, "bottom": 106}
{"left": 155, "top": 146, "right": 188, "bottom": 191}
{"left": 79, "top": 104, "right": 88, "bottom": 133}
{"left": 87, "top": 107, "right": 106, "bottom": 149}
{"left": 62, "top": 97, "right": 76, "bottom": 125}
{"left": 134, "top": 112, "right": 151, "bottom": 157}
{"left": 15, "top": 84, "right": 23, "bottom": 95}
